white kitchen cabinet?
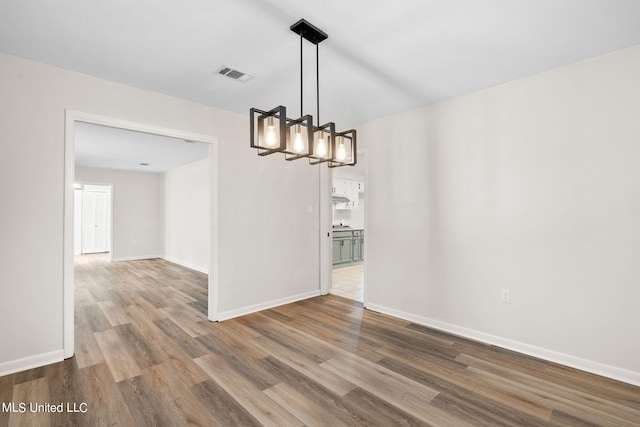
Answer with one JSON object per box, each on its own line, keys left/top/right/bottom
{"left": 346, "top": 181, "right": 359, "bottom": 209}
{"left": 333, "top": 178, "right": 363, "bottom": 210}
{"left": 332, "top": 179, "right": 347, "bottom": 197}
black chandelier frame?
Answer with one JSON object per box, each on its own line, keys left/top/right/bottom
{"left": 250, "top": 19, "right": 357, "bottom": 168}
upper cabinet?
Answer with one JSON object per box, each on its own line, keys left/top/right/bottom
{"left": 332, "top": 179, "right": 348, "bottom": 197}
{"left": 333, "top": 178, "right": 363, "bottom": 209}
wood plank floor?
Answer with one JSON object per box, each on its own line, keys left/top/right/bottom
{"left": 1, "top": 253, "right": 639, "bottom": 426}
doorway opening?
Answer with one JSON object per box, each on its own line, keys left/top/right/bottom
{"left": 329, "top": 153, "right": 366, "bottom": 303}
{"left": 63, "top": 110, "right": 219, "bottom": 358}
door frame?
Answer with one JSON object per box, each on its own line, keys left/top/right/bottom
{"left": 63, "top": 110, "right": 220, "bottom": 358}
{"left": 319, "top": 166, "right": 332, "bottom": 296}
{"left": 319, "top": 149, "right": 368, "bottom": 305}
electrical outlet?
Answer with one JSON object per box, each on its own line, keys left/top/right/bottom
{"left": 501, "top": 289, "right": 511, "bottom": 304}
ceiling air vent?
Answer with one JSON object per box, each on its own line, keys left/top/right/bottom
{"left": 216, "top": 66, "right": 252, "bottom": 82}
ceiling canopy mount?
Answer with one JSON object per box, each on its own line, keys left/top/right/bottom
{"left": 290, "top": 19, "right": 328, "bottom": 45}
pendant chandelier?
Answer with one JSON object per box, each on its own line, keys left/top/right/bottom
{"left": 250, "top": 19, "right": 357, "bottom": 168}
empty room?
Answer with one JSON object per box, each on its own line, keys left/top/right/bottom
{"left": 1, "top": 1, "right": 639, "bottom": 425}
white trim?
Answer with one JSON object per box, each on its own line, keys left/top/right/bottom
{"left": 217, "top": 290, "right": 321, "bottom": 321}
{"left": 64, "top": 109, "right": 220, "bottom": 358}
{"left": 63, "top": 111, "right": 75, "bottom": 358}
{"left": 111, "top": 254, "right": 164, "bottom": 262}
{"left": 361, "top": 149, "right": 368, "bottom": 308}
{"left": 0, "top": 350, "right": 64, "bottom": 377}
{"left": 67, "top": 111, "right": 218, "bottom": 144}
{"left": 319, "top": 165, "right": 332, "bottom": 295}
{"left": 208, "top": 141, "right": 220, "bottom": 321}
{"left": 162, "top": 256, "right": 209, "bottom": 274}
{"left": 366, "top": 303, "right": 640, "bottom": 387}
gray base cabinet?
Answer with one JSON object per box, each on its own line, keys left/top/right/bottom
{"left": 332, "top": 229, "right": 364, "bottom": 266}
{"left": 352, "top": 230, "right": 363, "bottom": 262}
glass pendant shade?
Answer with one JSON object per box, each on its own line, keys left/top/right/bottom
{"left": 335, "top": 137, "right": 347, "bottom": 161}
{"left": 265, "top": 117, "right": 277, "bottom": 147}
{"left": 284, "top": 115, "right": 313, "bottom": 160}
{"left": 250, "top": 106, "right": 287, "bottom": 155}
{"left": 293, "top": 126, "right": 304, "bottom": 152}
{"left": 329, "top": 129, "right": 357, "bottom": 168}
{"left": 309, "top": 122, "right": 336, "bottom": 164}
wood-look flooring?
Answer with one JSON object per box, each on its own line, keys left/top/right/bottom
{"left": 1, "top": 253, "right": 639, "bottom": 426}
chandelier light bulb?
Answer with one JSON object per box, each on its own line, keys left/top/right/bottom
{"left": 336, "top": 137, "right": 346, "bottom": 161}
{"left": 265, "top": 116, "right": 277, "bottom": 147}
{"left": 316, "top": 133, "right": 327, "bottom": 156}
{"left": 293, "top": 124, "right": 304, "bottom": 153}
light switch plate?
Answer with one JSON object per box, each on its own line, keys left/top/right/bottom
{"left": 501, "top": 289, "right": 511, "bottom": 304}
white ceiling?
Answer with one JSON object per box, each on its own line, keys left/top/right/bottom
{"left": 1, "top": 1, "right": 640, "bottom": 128}
{"left": 75, "top": 122, "right": 209, "bottom": 173}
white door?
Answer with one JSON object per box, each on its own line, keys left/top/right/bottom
{"left": 82, "top": 190, "right": 109, "bottom": 254}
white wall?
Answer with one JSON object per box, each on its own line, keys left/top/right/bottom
{"left": 362, "top": 45, "right": 640, "bottom": 385}
{"left": 163, "top": 157, "right": 210, "bottom": 273}
{"left": 333, "top": 167, "right": 365, "bottom": 182}
{"left": 0, "top": 52, "right": 319, "bottom": 374}
{"left": 77, "top": 160, "right": 209, "bottom": 269}
{"left": 76, "top": 167, "right": 162, "bottom": 261}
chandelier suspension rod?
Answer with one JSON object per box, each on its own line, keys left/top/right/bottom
{"left": 300, "top": 33, "right": 303, "bottom": 118}
{"left": 316, "top": 43, "right": 320, "bottom": 127}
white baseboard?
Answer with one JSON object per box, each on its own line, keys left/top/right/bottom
{"left": 111, "top": 254, "right": 163, "bottom": 262}
{"left": 217, "top": 289, "right": 321, "bottom": 321}
{"left": 366, "top": 303, "right": 640, "bottom": 387}
{"left": 0, "top": 350, "right": 64, "bottom": 377}
{"left": 162, "top": 256, "right": 209, "bottom": 274}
